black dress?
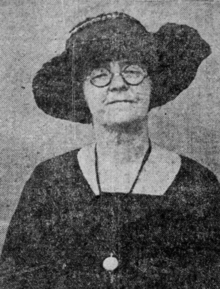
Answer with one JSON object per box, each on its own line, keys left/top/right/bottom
{"left": 1, "top": 148, "right": 220, "bottom": 288}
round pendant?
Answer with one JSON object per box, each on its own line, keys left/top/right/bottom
{"left": 103, "top": 254, "right": 119, "bottom": 271}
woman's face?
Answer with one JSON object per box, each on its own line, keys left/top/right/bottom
{"left": 83, "top": 60, "right": 151, "bottom": 127}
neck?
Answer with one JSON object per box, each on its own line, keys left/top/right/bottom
{"left": 93, "top": 119, "right": 150, "bottom": 165}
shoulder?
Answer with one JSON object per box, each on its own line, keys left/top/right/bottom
{"left": 150, "top": 144, "right": 220, "bottom": 197}
{"left": 29, "top": 148, "right": 81, "bottom": 183}
{"left": 179, "top": 155, "right": 219, "bottom": 187}
{"left": 167, "top": 153, "right": 220, "bottom": 199}
{"left": 14, "top": 148, "right": 83, "bottom": 210}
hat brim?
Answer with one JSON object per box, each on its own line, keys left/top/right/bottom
{"left": 149, "top": 23, "right": 211, "bottom": 110}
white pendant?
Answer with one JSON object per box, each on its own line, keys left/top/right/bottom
{"left": 103, "top": 253, "right": 119, "bottom": 271}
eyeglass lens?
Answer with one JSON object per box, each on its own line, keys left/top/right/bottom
{"left": 90, "top": 65, "right": 146, "bottom": 87}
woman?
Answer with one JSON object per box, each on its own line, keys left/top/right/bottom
{"left": 1, "top": 12, "right": 220, "bottom": 289}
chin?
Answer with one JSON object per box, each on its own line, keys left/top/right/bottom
{"left": 102, "top": 113, "right": 147, "bottom": 130}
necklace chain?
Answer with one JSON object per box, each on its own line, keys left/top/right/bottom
{"left": 94, "top": 140, "right": 152, "bottom": 195}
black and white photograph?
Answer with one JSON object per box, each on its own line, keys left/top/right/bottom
{"left": 0, "top": 0, "right": 220, "bottom": 288}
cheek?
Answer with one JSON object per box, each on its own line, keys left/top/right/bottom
{"left": 131, "top": 83, "right": 151, "bottom": 105}
{"left": 83, "top": 82, "right": 106, "bottom": 113}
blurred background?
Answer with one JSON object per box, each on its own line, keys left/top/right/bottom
{"left": 0, "top": 0, "right": 220, "bottom": 252}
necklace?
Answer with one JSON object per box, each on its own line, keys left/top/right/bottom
{"left": 94, "top": 140, "right": 151, "bottom": 278}
{"left": 94, "top": 140, "right": 152, "bottom": 195}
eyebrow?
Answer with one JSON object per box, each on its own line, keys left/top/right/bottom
{"left": 118, "top": 60, "right": 134, "bottom": 67}
{"left": 92, "top": 62, "right": 111, "bottom": 70}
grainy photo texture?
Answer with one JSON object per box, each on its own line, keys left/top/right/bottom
{"left": 0, "top": 1, "right": 220, "bottom": 288}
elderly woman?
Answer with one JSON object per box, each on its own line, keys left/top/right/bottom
{"left": 1, "top": 12, "right": 220, "bottom": 289}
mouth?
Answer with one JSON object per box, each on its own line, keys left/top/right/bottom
{"left": 107, "top": 100, "right": 135, "bottom": 105}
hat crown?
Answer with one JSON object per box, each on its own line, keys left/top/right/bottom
{"left": 66, "top": 12, "right": 148, "bottom": 49}
{"left": 69, "top": 12, "right": 141, "bottom": 35}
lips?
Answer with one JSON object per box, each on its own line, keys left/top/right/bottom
{"left": 107, "top": 100, "right": 135, "bottom": 105}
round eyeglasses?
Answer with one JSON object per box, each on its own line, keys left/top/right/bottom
{"left": 88, "top": 65, "right": 148, "bottom": 87}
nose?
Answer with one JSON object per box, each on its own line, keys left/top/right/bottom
{"left": 108, "top": 72, "right": 128, "bottom": 92}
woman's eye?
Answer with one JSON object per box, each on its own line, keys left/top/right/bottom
{"left": 122, "top": 70, "right": 143, "bottom": 78}
{"left": 123, "top": 70, "right": 141, "bottom": 75}
{"left": 123, "top": 65, "right": 144, "bottom": 75}
{"left": 94, "top": 73, "right": 109, "bottom": 79}
{"left": 91, "top": 68, "right": 110, "bottom": 78}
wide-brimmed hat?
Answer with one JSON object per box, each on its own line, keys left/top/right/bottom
{"left": 32, "top": 12, "right": 211, "bottom": 124}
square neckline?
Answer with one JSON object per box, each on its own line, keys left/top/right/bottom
{"left": 74, "top": 148, "right": 183, "bottom": 198}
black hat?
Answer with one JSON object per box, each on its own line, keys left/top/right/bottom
{"left": 32, "top": 12, "right": 211, "bottom": 124}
